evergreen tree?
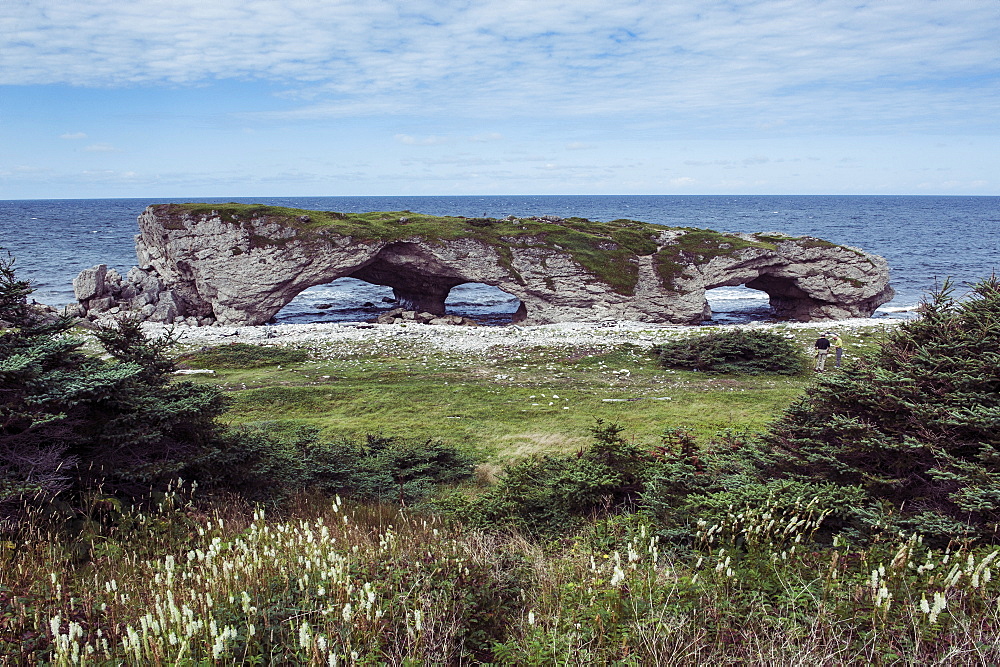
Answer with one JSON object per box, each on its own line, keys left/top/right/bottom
{"left": 763, "top": 277, "right": 1000, "bottom": 538}
{"left": 0, "top": 251, "right": 225, "bottom": 517}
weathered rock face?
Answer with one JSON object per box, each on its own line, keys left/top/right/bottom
{"left": 72, "top": 204, "right": 894, "bottom": 326}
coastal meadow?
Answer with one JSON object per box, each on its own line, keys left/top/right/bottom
{"left": 169, "top": 322, "right": 890, "bottom": 457}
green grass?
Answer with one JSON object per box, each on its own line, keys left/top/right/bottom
{"left": 177, "top": 342, "right": 309, "bottom": 368}
{"left": 169, "top": 327, "right": 900, "bottom": 462}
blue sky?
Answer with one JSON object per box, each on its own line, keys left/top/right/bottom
{"left": 2, "top": 0, "right": 998, "bottom": 198}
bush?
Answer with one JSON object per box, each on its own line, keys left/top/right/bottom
{"left": 194, "top": 423, "right": 477, "bottom": 504}
{"left": 762, "top": 278, "right": 1000, "bottom": 541}
{"left": 652, "top": 328, "right": 806, "bottom": 375}
{"left": 457, "top": 420, "right": 655, "bottom": 535}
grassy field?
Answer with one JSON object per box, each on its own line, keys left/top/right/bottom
{"left": 174, "top": 324, "right": 890, "bottom": 461}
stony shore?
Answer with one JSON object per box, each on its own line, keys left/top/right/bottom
{"left": 139, "top": 317, "right": 905, "bottom": 356}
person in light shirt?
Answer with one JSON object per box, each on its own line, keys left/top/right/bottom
{"left": 830, "top": 333, "right": 844, "bottom": 368}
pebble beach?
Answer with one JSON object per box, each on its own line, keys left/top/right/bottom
{"left": 141, "top": 317, "right": 905, "bottom": 356}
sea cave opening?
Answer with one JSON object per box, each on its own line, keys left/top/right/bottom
{"left": 272, "top": 278, "right": 521, "bottom": 326}
{"left": 703, "top": 284, "right": 775, "bottom": 325}
{"left": 444, "top": 283, "right": 522, "bottom": 326}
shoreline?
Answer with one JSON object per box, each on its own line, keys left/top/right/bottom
{"left": 138, "top": 316, "right": 906, "bottom": 355}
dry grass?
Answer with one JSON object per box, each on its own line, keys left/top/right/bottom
{"left": 498, "top": 432, "right": 589, "bottom": 458}
{"left": 7, "top": 488, "right": 1000, "bottom": 665}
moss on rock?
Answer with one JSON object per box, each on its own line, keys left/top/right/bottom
{"left": 160, "top": 204, "right": 862, "bottom": 297}
{"left": 653, "top": 229, "right": 777, "bottom": 290}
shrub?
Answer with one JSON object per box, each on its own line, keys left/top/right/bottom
{"left": 457, "top": 420, "right": 655, "bottom": 535}
{"left": 762, "top": 277, "right": 1000, "bottom": 541}
{"left": 194, "top": 423, "right": 477, "bottom": 504}
{"left": 652, "top": 327, "right": 806, "bottom": 375}
{"left": 351, "top": 433, "right": 478, "bottom": 504}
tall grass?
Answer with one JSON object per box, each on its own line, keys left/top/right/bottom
{"left": 6, "top": 487, "right": 1000, "bottom": 664}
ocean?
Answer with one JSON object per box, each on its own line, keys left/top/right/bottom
{"left": 1, "top": 195, "right": 997, "bottom": 326}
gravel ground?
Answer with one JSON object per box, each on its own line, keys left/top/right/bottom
{"left": 139, "top": 317, "right": 905, "bottom": 355}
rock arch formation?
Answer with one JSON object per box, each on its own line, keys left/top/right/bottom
{"left": 71, "top": 204, "right": 894, "bottom": 326}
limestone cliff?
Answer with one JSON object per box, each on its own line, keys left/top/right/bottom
{"left": 70, "top": 203, "right": 894, "bottom": 326}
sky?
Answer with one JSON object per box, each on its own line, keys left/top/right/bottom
{"left": 1, "top": 0, "right": 998, "bottom": 199}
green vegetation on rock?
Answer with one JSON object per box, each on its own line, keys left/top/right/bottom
{"left": 166, "top": 203, "right": 662, "bottom": 294}
{"left": 653, "top": 228, "right": 776, "bottom": 289}
{"left": 161, "top": 203, "right": 859, "bottom": 297}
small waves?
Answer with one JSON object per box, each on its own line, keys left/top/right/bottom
{"left": 274, "top": 280, "right": 521, "bottom": 326}
{"left": 705, "top": 285, "right": 770, "bottom": 301}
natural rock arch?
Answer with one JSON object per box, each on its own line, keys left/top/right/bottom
{"left": 71, "top": 204, "right": 894, "bottom": 326}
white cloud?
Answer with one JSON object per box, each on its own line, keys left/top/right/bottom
{"left": 59, "top": 132, "right": 87, "bottom": 139}
{"left": 83, "top": 143, "right": 119, "bottom": 152}
{"left": 2, "top": 0, "right": 996, "bottom": 132}
{"left": 394, "top": 132, "right": 503, "bottom": 146}
{"left": 685, "top": 160, "right": 731, "bottom": 167}
{"left": 0, "top": 165, "right": 47, "bottom": 176}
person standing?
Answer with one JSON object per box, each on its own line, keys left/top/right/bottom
{"left": 814, "top": 333, "right": 831, "bottom": 372}
{"left": 831, "top": 333, "right": 844, "bottom": 368}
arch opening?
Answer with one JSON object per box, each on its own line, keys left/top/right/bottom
{"left": 703, "top": 284, "right": 775, "bottom": 325}
{"left": 273, "top": 277, "right": 396, "bottom": 324}
{"left": 445, "top": 283, "right": 522, "bottom": 326}
{"left": 272, "top": 278, "right": 522, "bottom": 326}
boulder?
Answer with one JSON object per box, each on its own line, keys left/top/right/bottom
{"left": 73, "top": 264, "right": 107, "bottom": 301}
{"left": 87, "top": 296, "right": 115, "bottom": 311}
{"left": 152, "top": 291, "right": 180, "bottom": 322}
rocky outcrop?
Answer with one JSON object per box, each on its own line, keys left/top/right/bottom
{"left": 71, "top": 204, "right": 894, "bottom": 326}
{"left": 67, "top": 263, "right": 216, "bottom": 326}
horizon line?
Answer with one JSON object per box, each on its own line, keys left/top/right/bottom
{"left": 3, "top": 193, "right": 999, "bottom": 202}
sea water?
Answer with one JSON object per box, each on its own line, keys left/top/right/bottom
{"left": 1, "top": 196, "right": 997, "bottom": 325}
